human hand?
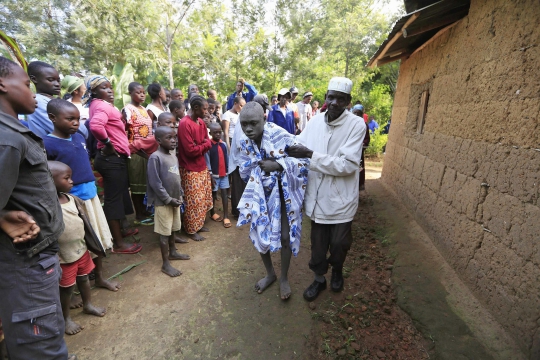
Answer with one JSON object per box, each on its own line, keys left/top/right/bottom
{"left": 0, "top": 210, "right": 41, "bottom": 243}
{"left": 287, "top": 144, "right": 313, "bottom": 159}
{"left": 170, "top": 198, "right": 182, "bottom": 207}
{"left": 210, "top": 176, "right": 216, "bottom": 189}
{"left": 101, "top": 142, "right": 119, "bottom": 157}
{"left": 258, "top": 159, "right": 283, "bottom": 173}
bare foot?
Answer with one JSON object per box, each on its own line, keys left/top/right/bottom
{"left": 83, "top": 304, "right": 106, "bottom": 317}
{"left": 255, "top": 274, "right": 277, "bottom": 294}
{"left": 174, "top": 234, "right": 189, "bottom": 244}
{"left": 169, "top": 251, "right": 190, "bottom": 260}
{"left": 95, "top": 278, "right": 121, "bottom": 292}
{"left": 162, "top": 263, "right": 182, "bottom": 277}
{"left": 199, "top": 227, "right": 210, "bottom": 232}
{"left": 280, "top": 279, "right": 292, "bottom": 300}
{"left": 65, "top": 317, "right": 84, "bottom": 335}
{"left": 70, "top": 295, "right": 83, "bottom": 309}
{"left": 189, "top": 233, "right": 205, "bottom": 241}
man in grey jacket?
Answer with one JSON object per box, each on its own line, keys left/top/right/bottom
{"left": 288, "top": 77, "right": 366, "bottom": 301}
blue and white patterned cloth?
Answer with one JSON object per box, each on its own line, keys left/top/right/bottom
{"left": 236, "top": 123, "right": 309, "bottom": 256}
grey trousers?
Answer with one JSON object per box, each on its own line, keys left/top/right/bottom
{"left": 0, "top": 240, "right": 68, "bottom": 360}
{"left": 309, "top": 221, "right": 353, "bottom": 275}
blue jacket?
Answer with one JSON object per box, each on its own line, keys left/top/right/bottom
{"left": 226, "top": 82, "right": 258, "bottom": 110}
{"left": 267, "top": 104, "right": 296, "bottom": 135}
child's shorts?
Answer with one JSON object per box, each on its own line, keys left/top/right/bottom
{"left": 213, "top": 176, "right": 230, "bottom": 191}
{"left": 154, "top": 205, "right": 182, "bottom": 236}
{"left": 59, "top": 251, "right": 95, "bottom": 287}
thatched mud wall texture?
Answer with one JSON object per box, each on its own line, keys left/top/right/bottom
{"left": 381, "top": 0, "right": 540, "bottom": 356}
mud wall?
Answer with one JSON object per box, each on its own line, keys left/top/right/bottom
{"left": 381, "top": 0, "right": 540, "bottom": 355}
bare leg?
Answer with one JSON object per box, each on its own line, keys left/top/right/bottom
{"left": 160, "top": 235, "right": 182, "bottom": 277}
{"left": 60, "top": 285, "right": 83, "bottom": 335}
{"left": 131, "top": 193, "right": 147, "bottom": 220}
{"left": 70, "top": 293, "right": 82, "bottom": 309}
{"left": 221, "top": 188, "right": 229, "bottom": 221}
{"left": 168, "top": 235, "right": 190, "bottom": 260}
{"left": 109, "top": 219, "right": 139, "bottom": 251}
{"left": 210, "top": 191, "right": 217, "bottom": 216}
{"left": 255, "top": 252, "right": 277, "bottom": 294}
{"left": 93, "top": 255, "right": 120, "bottom": 291}
{"left": 78, "top": 275, "right": 106, "bottom": 317}
{"left": 279, "top": 189, "right": 292, "bottom": 300}
{"left": 174, "top": 230, "right": 189, "bottom": 244}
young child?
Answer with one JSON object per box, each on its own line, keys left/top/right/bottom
{"left": 147, "top": 126, "right": 190, "bottom": 277}
{"left": 43, "top": 99, "right": 120, "bottom": 293}
{"left": 157, "top": 112, "right": 177, "bottom": 129}
{"left": 205, "top": 122, "right": 230, "bottom": 228}
{"left": 168, "top": 100, "right": 185, "bottom": 126}
{"left": 49, "top": 161, "right": 106, "bottom": 335}
{"left": 164, "top": 88, "right": 171, "bottom": 111}
{"left": 26, "top": 61, "right": 88, "bottom": 140}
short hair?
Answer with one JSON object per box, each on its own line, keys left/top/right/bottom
{"left": 157, "top": 112, "right": 175, "bottom": 124}
{"left": 208, "top": 122, "right": 222, "bottom": 132}
{"left": 0, "top": 56, "right": 17, "bottom": 78}
{"left": 155, "top": 125, "right": 175, "bottom": 140}
{"left": 48, "top": 160, "right": 71, "bottom": 176}
{"left": 128, "top": 82, "right": 143, "bottom": 93}
{"left": 239, "top": 102, "right": 264, "bottom": 122}
{"left": 47, "top": 98, "right": 78, "bottom": 116}
{"left": 271, "top": 95, "right": 277, "bottom": 101}
{"left": 207, "top": 98, "right": 217, "bottom": 106}
{"left": 188, "top": 84, "right": 198, "bottom": 93}
{"left": 169, "top": 100, "right": 185, "bottom": 112}
{"left": 233, "top": 96, "right": 245, "bottom": 105}
{"left": 27, "top": 61, "right": 55, "bottom": 78}
{"left": 206, "top": 89, "right": 216, "bottom": 96}
{"left": 147, "top": 83, "right": 163, "bottom": 100}
{"left": 189, "top": 94, "right": 207, "bottom": 109}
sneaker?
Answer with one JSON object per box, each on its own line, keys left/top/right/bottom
{"left": 303, "top": 278, "right": 327, "bottom": 301}
{"left": 331, "top": 269, "right": 344, "bottom": 292}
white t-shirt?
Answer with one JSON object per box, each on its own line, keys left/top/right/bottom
{"left": 296, "top": 101, "right": 312, "bottom": 131}
{"left": 222, "top": 110, "right": 239, "bottom": 140}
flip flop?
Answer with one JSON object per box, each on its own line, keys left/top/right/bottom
{"left": 134, "top": 218, "right": 154, "bottom": 226}
{"left": 111, "top": 244, "right": 142, "bottom": 255}
{"left": 211, "top": 213, "right": 223, "bottom": 222}
{"left": 223, "top": 219, "right": 232, "bottom": 228}
{"left": 121, "top": 228, "right": 139, "bottom": 238}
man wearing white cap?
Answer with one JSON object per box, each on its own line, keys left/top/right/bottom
{"left": 296, "top": 91, "right": 313, "bottom": 132}
{"left": 288, "top": 77, "right": 366, "bottom": 301}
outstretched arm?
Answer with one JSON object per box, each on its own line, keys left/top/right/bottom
{"left": 243, "top": 82, "right": 258, "bottom": 101}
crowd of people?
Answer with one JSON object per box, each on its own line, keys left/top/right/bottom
{"left": 0, "top": 55, "right": 371, "bottom": 359}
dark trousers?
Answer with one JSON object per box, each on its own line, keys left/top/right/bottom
{"left": 359, "top": 149, "right": 366, "bottom": 188}
{"left": 230, "top": 167, "right": 246, "bottom": 217}
{"left": 0, "top": 241, "right": 67, "bottom": 359}
{"left": 94, "top": 153, "right": 134, "bottom": 220}
{"left": 309, "top": 221, "right": 353, "bottom": 275}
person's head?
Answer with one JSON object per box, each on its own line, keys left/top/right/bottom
{"left": 207, "top": 89, "right": 217, "bottom": 100}
{"left": 157, "top": 112, "right": 176, "bottom": 128}
{"left": 253, "top": 94, "right": 272, "bottom": 113}
{"left": 369, "top": 115, "right": 375, "bottom": 121}
{"left": 236, "top": 78, "right": 245, "bottom": 93}
{"left": 155, "top": 126, "right": 177, "bottom": 151}
{"left": 302, "top": 92, "right": 313, "bottom": 104}
{"left": 277, "top": 88, "right": 291, "bottom": 106}
{"left": 47, "top": 98, "right": 80, "bottom": 136}
{"left": 232, "top": 96, "right": 246, "bottom": 113}
{"left": 128, "top": 82, "right": 146, "bottom": 105}
{"left": 164, "top": 89, "right": 171, "bottom": 106}
{"left": 169, "top": 100, "right": 185, "bottom": 120}
{"left": 325, "top": 77, "right": 352, "bottom": 121}
{"left": 208, "top": 122, "right": 223, "bottom": 142}
{"left": 61, "top": 75, "right": 86, "bottom": 100}
{"left": 148, "top": 83, "right": 165, "bottom": 102}
{"left": 312, "top": 100, "right": 319, "bottom": 110}
{"left": 239, "top": 102, "right": 265, "bottom": 142}
{"left": 0, "top": 57, "right": 37, "bottom": 117}
{"left": 27, "top": 61, "right": 60, "bottom": 96}
{"left": 85, "top": 75, "right": 113, "bottom": 104}
{"left": 171, "top": 88, "right": 184, "bottom": 101}
{"left": 271, "top": 95, "right": 278, "bottom": 105}
{"left": 190, "top": 95, "right": 208, "bottom": 120}
{"left": 48, "top": 161, "right": 73, "bottom": 194}
{"left": 289, "top": 86, "right": 299, "bottom": 102}
{"left": 352, "top": 104, "right": 364, "bottom": 117}
{"left": 188, "top": 84, "right": 199, "bottom": 95}
{"left": 207, "top": 98, "right": 217, "bottom": 115}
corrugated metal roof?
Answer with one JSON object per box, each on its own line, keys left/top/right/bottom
{"left": 367, "top": 0, "right": 470, "bottom": 68}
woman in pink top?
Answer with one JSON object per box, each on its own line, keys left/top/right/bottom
{"left": 86, "top": 75, "right": 142, "bottom": 254}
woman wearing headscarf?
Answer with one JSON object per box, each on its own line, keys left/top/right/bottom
{"left": 86, "top": 75, "right": 142, "bottom": 254}
{"left": 61, "top": 75, "right": 89, "bottom": 126}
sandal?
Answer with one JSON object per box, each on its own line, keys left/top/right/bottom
{"left": 134, "top": 218, "right": 154, "bottom": 226}
{"left": 211, "top": 213, "right": 223, "bottom": 222}
{"left": 111, "top": 244, "right": 142, "bottom": 254}
{"left": 122, "top": 228, "right": 139, "bottom": 238}
{"left": 223, "top": 219, "right": 231, "bottom": 228}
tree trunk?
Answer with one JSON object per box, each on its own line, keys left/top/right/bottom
{"left": 167, "top": 44, "right": 174, "bottom": 89}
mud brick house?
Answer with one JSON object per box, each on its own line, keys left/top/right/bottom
{"left": 368, "top": 0, "right": 539, "bottom": 356}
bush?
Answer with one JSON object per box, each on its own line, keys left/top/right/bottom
{"left": 365, "top": 127, "right": 388, "bottom": 156}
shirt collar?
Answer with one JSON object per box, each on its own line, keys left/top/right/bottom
{"left": 0, "top": 110, "right": 33, "bottom": 134}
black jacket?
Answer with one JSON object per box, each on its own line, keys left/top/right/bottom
{"left": 0, "top": 111, "right": 63, "bottom": 256}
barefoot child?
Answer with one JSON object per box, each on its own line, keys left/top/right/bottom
{"left": 49, "top": 161, "right": 106, "bottom": 335}
{"left": 236, "top": 102, "right": 309, "bottom": 300}
{"left": 43, "top": 99, "right": 120, "bottom": 293}
{"left": 147, "top": 127, "right": 191, "bottom": 277}
{"left": 205, "top": 122, "right": 231, "bottom": 228}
